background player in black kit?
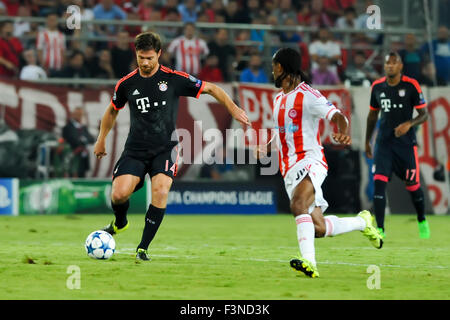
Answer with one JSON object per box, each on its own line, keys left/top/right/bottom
{"left": 93, "top": 32, "right": 250, "bottom": 261}
{"left": 365, "top": 52, "right": 430, "bottom": 239}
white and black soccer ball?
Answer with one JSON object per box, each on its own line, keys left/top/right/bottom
{"left": 85, "top": 230, "right": 115, "bottom": 260}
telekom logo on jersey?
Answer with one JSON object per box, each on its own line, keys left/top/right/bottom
{"left": 135, "top": 97, "right": 167, "bottom": 113}
{"left": 381, "top": 98, "right": 403, "bottom": 112}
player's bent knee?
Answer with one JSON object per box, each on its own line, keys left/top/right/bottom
{"left": 111, "top": 175, "right": 140, "bottom": 204}
{"left": 111, "top": 189, "right": 131, "bottom": 204}
{"left": 152, "top": 188, "right": 170, "bottom": 202}
{"left": 151, "top": 174, "right": 173, "bottom": 206}
{"left": 152, "top": 185, "right": 170, "bottom": 203}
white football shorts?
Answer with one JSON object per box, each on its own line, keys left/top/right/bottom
{"left": 283, "top": 158, "right": 329, "bottom": 214}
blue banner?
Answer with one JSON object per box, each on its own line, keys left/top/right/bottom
{"left": 148, "top": 182, "right": 277, "bottom": 214}
{"left": 0, "top": 178, "right": 18, "bottom": 215}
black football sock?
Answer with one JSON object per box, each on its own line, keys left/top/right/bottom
{"left": 408, "top": 187, "right": 426, "bottom": 222}
{"left": 373, "top": 180, "right": 387, "bottom": 231}
{"left": 111, "top": 200, "right": 129, "bottom": 229}
{"left": 137, "top": 204, "right": 166, "bottom": 251}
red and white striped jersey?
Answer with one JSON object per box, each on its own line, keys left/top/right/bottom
{"left": 272, "top": 82, "right": 340, "bottom": 177}
{"left": 167, "top": 36, "right": 209, "bottom": 76}
{"left": 36, "top": 29, "right": 66, "bottom": 70}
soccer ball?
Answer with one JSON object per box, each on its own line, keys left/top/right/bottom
{"left": 85, "top": 230, "right": 115, "bottom": 260}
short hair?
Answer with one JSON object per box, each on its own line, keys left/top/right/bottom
{"left": 184, "top": 22, "right": 196, "bottom": 29}
{"left": 385, "top": 51, "right": 402, "bottom": 63}
{"left": 46, "top": 10, "right": 59, "bottom": 17}
{"left": 134, "top": 32, "right": 162, "bottom": 52}
{"left": 344, "top": 6, "right": 356, "bottom": 15}
{"left": 166, "top": 8, "right": 179, "bottom": 16}
{"left": 0, "top": 19, "right": 13, "bottom": 30}
{"left": 69, "top": 49, "right": 84, "bottom": 60}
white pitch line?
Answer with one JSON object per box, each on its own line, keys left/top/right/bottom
{"left": 114, "top": 248, "right": 449, "bottom": 270}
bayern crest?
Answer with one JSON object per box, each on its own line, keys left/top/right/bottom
{"left": 158, "top": 81, "right": 168, "bottom": 92}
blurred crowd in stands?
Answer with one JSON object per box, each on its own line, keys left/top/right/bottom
{"left": 0, "top": 0, "right": 449, "bottom": 86}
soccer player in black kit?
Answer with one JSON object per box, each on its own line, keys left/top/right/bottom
{"left": 94, "top": 32, "right": 250, "bottom": 260}
{"left": 365, "top": 52, "right": 430, "bottom": 239}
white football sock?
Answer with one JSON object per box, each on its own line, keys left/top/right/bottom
{"left": 295, "top": 214, "right": 316, "bottom": 267}
{"left": 324, "top": 215, "right": 366, "bottom": 237}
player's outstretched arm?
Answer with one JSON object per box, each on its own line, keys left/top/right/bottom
{"left": 201, "top": 82, "right": 250, "bottom": 126}
{"left": 330, "top": 112, "right": 351, "bottom": 146}
{"left": 94, "top": 103, "right": 119, "bottom": 159}
{"left": 365, "top": 109, "right": 380, "bottom": 158}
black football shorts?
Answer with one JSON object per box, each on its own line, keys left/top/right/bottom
{"left": 373, "top": 142, "right": 420, "bottom": 185}
{"left": 112, "top": 147, "right": 179, "bottom": 192}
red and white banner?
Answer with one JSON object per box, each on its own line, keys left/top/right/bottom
{"left": 0, "top": 79, "right": 233, "bottom": 179}
{"left": 237, "top": 83, "right": 352, "bottom": 146}
{"left": 416, "top": 87, "right": 450, "bottom": 214}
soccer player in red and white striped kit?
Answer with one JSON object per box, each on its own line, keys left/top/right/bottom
{"left": 255, "top": 48, "right": 384, "bottom": 278}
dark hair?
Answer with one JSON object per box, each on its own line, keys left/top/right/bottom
{"left": 166, "top": 8, "right": 179, "bottom": 16}
{"left": 386, "top": 51, "right": 402, "bottom": 63}
{"left": 0, "top": 19, "right": 13, "bottom": 30}
{"left": 134, "top": 32, "right": 162, "bottom": 52}
{"left": 46, "top": 10, "right": 59, "bottom": 17}
{"left": 184, "top": 22, "right": 196, "bottom": 29}
{"left": 344, "top": 6, "right": 356, "bottom": 15}
{"left": 69, "top": 49, "right": 84, "bottom": 60}
{"left": 272, "top": 47, "right": 310, "bottom": 84}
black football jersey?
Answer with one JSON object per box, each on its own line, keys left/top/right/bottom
{"left": 370, "top": 75, "right": 426, "bottom": 145}
{"left": 111, "top": 65, "right": 205, "bottom": 156}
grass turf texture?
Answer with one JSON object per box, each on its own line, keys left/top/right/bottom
{"left": 0, "top": 214, "right": 449, "bottom": 300}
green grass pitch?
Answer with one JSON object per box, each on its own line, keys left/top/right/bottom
{"left": 0, "top": 214, "right": 449, "bottom": 300}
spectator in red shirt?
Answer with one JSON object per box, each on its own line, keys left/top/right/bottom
{"left": 297, "top": 2, "right": 312, "bottom": 26}
{"left": 0, "top": 20, "right": 23, "bottom": 78}
{"left": 206, "top": 0, "right": 226, "bottom": 22}
{"left": 309, "top": 0, "right": 334, "bottom": 27}
{"left": 122, "top": 0, "right": 140, "bottom": 15}
{"left": 3, "top": 0, "right": 20, "bottom": 16}
{"left": 323, "top": 0, "right": 356, "bottom": 23}
{"left": 160, "top": 0, "right": 179, "bottom": 20}
{"left": 198, "top": 54, "right": 224, "bottom": 83}
{"left": 138, "top": 0, "right": 159, "bottom": 21}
